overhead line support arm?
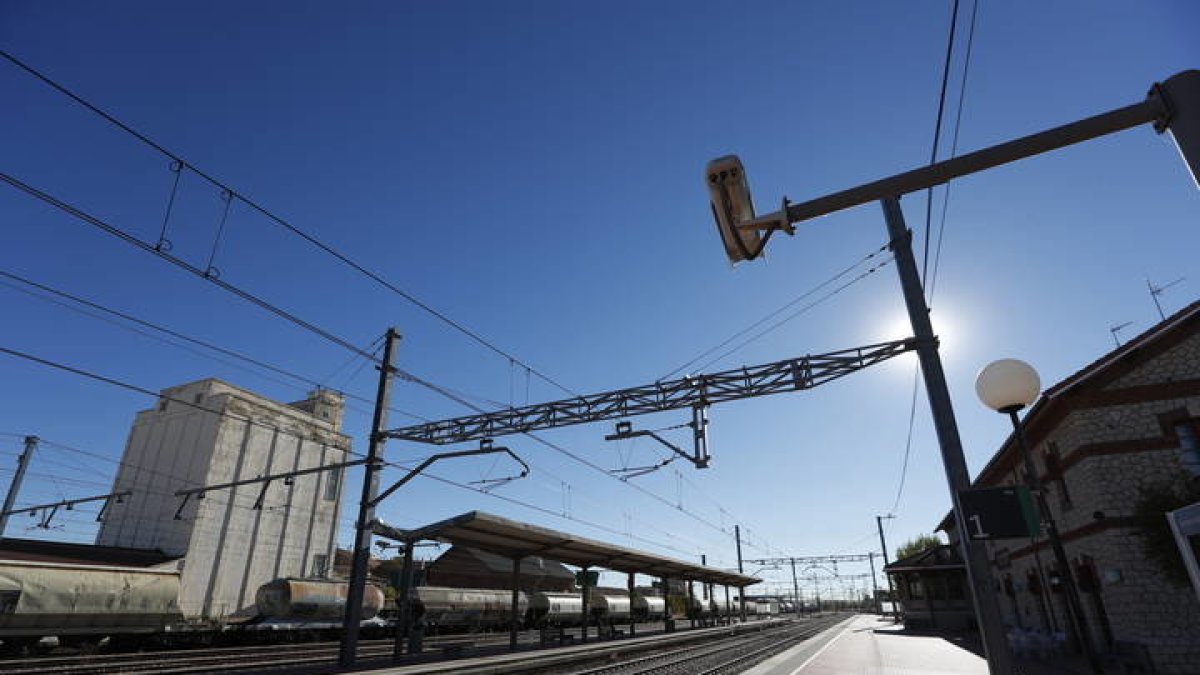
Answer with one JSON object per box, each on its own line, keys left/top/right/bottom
{"left": 385, "top": 339, "right": 917, "bottom": 445}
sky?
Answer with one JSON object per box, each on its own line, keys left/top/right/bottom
{"left": 0, "top": 1, "right": 1196, "bottom": 599}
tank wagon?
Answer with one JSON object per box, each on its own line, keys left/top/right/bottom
{"left": 631, "top": 594, "right": 666, "bottom": 622}
{"left": 255, "top": 578, "right": 385, "bottom": 621}
{"left": 0, "top": 559, "right": 181, "bottom": 653}
{"left": 404, "top": 587, "right": 669, "bottom": 633}
{"left": 413, "top": 586, "right": 526, "bottom": 631}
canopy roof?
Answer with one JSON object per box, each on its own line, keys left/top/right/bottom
{"left": 374, "top": 510, "right": 760, "bottom": 588}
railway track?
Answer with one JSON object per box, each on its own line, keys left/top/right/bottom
{"left": 550, "top": 615, "right": 843, "bottom": 675}
{"left": 0, "top": 617, "right": 831, "bottom": 675}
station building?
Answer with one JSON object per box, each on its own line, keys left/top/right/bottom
{"left": 936, "top": 301, "right": 1200, "bottom": 673}
{"left": 96, "top": 379, "right": 350, "bottom": 619}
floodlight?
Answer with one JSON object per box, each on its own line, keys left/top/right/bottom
{"left": 705, "top": 155, "right": 793, "bottom": 263}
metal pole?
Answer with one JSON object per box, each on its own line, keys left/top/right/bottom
{"left": 876, "top": 515, "right": 898, "bottom": 620}
{"left": 509, "top": 556, "right": 522, "bottom": 650}
{"left": 723, "top": 585, "right": 731, "bottom": 625}
{"left": 627, "top": 572, "right": 636, "bottom": 637}
{"left": 735, "top": 525, "right": 746, "bottom": 622}
{"left": 392, "top": 540, "right": 415, "bottom": 661}
{"left": 790, "top": 558, "right": 801, "bottom": 618}
{"left": 881, "top": 197, "right": 1013, "bottom": 675}
{"left": 0, "top": 436, "right": 37, "bottom": 537}
{"left": 340, "top": 327, "right": 399, "bottom": 667}
{"left": 580, "top": 565, "right": 590, "bottom": 643}
{"left": 1009, "top": 410, "right": 1104, "bottom": 674}
{"left": 868, "top": 552, "right": 880, "bottom": 615}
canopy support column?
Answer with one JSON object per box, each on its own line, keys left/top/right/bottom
{"left": 509, "top": 556, "right": 522, "bottom": 650}
{"left": 627, "top": 572, "right": 636, "bottom": 638}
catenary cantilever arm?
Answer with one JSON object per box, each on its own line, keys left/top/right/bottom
{"left": 368, "top": 444, "right": 529, "bottom": 508}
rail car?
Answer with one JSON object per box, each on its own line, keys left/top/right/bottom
{"left": 407, "top": 586, "right": 669, "bottom": 634}
{"left": 0, "top": 564, "right": 387, "bottom": 655}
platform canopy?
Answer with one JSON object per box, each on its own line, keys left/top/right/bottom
{"left": 373, "top": 510, "right": 760, "bottom": 588}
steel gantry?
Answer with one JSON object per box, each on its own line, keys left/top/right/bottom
{"left": 384, "top": 338, "right": 916, "bottom": 447}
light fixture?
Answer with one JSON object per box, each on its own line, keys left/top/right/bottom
{"left": 975, "top": 358, "right": 1041, "bottom": 413}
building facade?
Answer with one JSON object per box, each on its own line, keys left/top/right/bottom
{"left": 97, "top": 379, "right": 350, "bottom": 620}
{"left": 945, "top": 302, "right": 1200, "bottom": 673}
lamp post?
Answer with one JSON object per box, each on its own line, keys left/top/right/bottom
{"left": 976, "top": 359, "right": 1104, "bottom": 674}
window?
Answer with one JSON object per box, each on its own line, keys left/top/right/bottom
{"left": 312, "top": 554, "right": 328, "bottom": 578}
{"left": 1174, "top": 421, "right": 1200, "bottom": 477}
{"left": 324, "top": 464, "right": 342, "bottom": 502}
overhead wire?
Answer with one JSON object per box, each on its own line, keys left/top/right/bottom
{"left": 0, "top": 175, "right": 731, "bottom": 556}
{"left": 662, "top": 244, "right": 890, "bottom": 380}
{"left": 0, "top": 268, "right": 426, "bottom": 421}
{"left": 1, "top": 54, "right": 779, "bottom": 561}
{"left": 0, "top": 48, "right": 579, "bottom": 399}
{"left": 928, "top": 0, "right": 980, "bottom": 302}
{"left": 921, "top": 0, "right": 962, "bottom": 287}
{"left": 693, "top": 255, "right": 894, "bottom": 373}
{"left": 891, "top": 0, "right": 979, "bottom": 516}
{"left": 0, "top": 172, "right": 376, "bottom": 362}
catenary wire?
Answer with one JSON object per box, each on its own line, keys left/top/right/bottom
{"left": 0, "top": 268, "right": 427, "bottom": 421}
{"left": 892, "top": 0, "right": 979, "bottom": 517}
{"left": 0, "top": 171, "right": 751, "bottom": 556}
{"left": 662, "top": 244, "right": 890, "bottom": 379}
{"left": 2, "top": 133, "right": 770, "bottom": 558}
{"left": 928, "top": 0, "right": 980, "bottom": 303}
{"left": 921, "top": 0, "right": 962, "bottom": 288}
{"left": 0, "top": 49, "right": 579, "bottom": 399}
{"left": 694, "top": 256, "right": 894, "bottom": 373}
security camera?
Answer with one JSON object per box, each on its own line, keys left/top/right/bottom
{"left": 705, "top": 155, "right": 793, "bottom": 264}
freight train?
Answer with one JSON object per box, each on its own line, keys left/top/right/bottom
{"left": 0, "top": 558, "right": 774, "bottom": 655}
{"left": 0, "top": 560, "right": 385, "bottom": 655}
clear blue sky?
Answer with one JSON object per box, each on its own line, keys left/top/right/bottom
{"left": 1, "top": 1, "right": 1196, "bottom": 598}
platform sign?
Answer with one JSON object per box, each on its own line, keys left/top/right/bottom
{"left": 1167, "top": 501, "right": 1200, "bottom": 602}
{"left": 958, "top": 486, "right": 1039, "bottom": 540}
{"left": 575, "top": 570, "right": 599, "bottom": 587}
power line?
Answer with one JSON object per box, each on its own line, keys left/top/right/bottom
{"left": 662, "top": 244, "right": 890, "bottom": 380}
{"left": 928, "top": 0, "right": 980, "bottom": 302}
{"left": 891, "top": 365, "right": 922, "bottom": 514}
{"left": 893, "top": 0, "right": 980, "bottom": 518}
{"left": 693, "top": 255, "right": 894, "bottom": 373}
{"left": 1, "top": 172, "right": 377, "bottom": 363}
{"left": 0, "top": 48, "right": 579, "bottom": 399}
{"left": 1, "top": 123, "right": 767, "bottom": 559}
{"left": 921, "top": 0, "right": 962, "bottom": 287}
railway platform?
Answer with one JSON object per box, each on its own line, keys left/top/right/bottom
{"left": 743, "top": 614, "right": 1093, "bottom": 674}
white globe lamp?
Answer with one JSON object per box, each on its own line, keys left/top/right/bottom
{"left": 975, "top": 358, "right": 1041, "bottom": 413}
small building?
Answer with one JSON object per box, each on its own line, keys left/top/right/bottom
{"left": 423, "top": 545, "right": 575, "bottom": 592}
{"left": 96, "top": 379, "right": 351, "bottom": 619}
{"left": 943, "top": 301, "right": 1200, "bottom": 673}
{"left": 884, "top": 544, "right": 973, "bottom": 630}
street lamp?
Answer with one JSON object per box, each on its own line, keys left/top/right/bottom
{"left": 976, "top": 359, "right": 1105, "bottom": 674}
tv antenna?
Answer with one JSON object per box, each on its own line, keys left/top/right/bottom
{"left": 1146, "top": 276, "right": 1185, "bottom": 321}
{"left": 1109, "top": 321, "right": 1133, "bottom": 347}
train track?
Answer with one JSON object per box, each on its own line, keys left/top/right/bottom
{"left": 0, "top": 617, "right": 829, "bottom": 675}
{"left": 548, "top": 615, "right": 844, "bottom": 675}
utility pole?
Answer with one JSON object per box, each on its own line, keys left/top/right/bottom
{"left": 868, "top": 552, "right": 881, "bottom": 615}
{"left": 0, "top": 436, "right": 37, "bottom": 537}
{"left": 876, "top": 514, "right": 897, "bottom": 620}
{"left": 339, "top": 328, "right": 399, "bottom": 667}
{"left": 789, "top": 558, "right": 800, "bottom": 617}
{"left": 735, "top": 525, "right": 746, "bottom": 621}
{"left": 882, "top": 197, "right": 1013, "bottom": 674}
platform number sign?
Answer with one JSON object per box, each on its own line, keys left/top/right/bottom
{"left": 957, "top": 486, "right": 1039, "bottom": 540}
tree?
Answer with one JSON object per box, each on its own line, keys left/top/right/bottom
{"left": 1134, "top": 474, "right": 1200, "bottom": 587}
{"left": 895, "top": 533, "right": 943, "bottom": 561}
